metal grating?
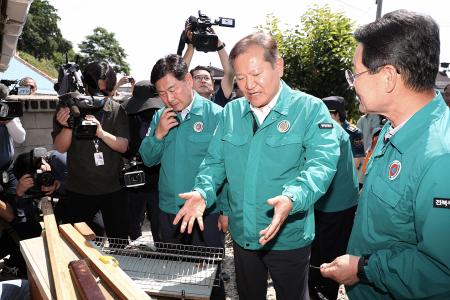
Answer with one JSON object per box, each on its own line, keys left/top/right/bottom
{"left": 92, "top": 237, "right": 224, "bottom": 299}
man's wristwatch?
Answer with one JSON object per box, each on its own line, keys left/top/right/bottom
{"left": 357, "top": 254, "right": 371, "bottom": 283}
{"left": 216, "top": 43, "right": 225, "bottom": 51}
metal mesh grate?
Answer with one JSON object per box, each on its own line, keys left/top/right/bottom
{"left": 92, "top": 237, "right": 224, "bottom": 298}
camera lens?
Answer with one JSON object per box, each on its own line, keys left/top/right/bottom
{"left": 38, "top": 171, "right": 55, "bottom": 187}
{"left": 130, "top": 173, "right": 142, "bottom": 183}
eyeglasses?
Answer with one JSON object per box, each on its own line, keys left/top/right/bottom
{"left": 193, "top": 75, "right": 212, "bottom": 82}
{"left": 345, "top": 69, "right": 370, "bottom": 87}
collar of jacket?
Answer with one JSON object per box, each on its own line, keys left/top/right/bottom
{"left": 241, "top": 80, "right": 291, "bottom": 119}
{"left": 388, "top": 91, "right": 446, "bottom": 154}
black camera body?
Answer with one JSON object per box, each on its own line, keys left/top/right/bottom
{"left": 121, "top": 160, "right": 146, "bottom": 188}
{"left": 54, "top": 62, "right": 85, "bottom": 95}
{"left": 188, "top": 11, "right": 235, "bottom": 53}
{"left": 13, "top": 147, "right": 56, "bottom": 198}
{"left": 74, "top": 119, "right": 98, "bottom": 139}
{"left": 34, "top": 169, "right": 55, "bottom": 187}
{"left": 55, "top": 59, "right": 105, "bottom": 139}
{"left": 1, "top": 79, "right": 32, "bottom": 96}
{"left": 0, "top": 100, "right": 23, "bottom": 120}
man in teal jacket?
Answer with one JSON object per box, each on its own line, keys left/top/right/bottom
{"left": 309, "top": 118, "right": 359, "bottom": 300}
{"left": 139, "top": 54, "right": 225, "bottom": 245}
{"left": 321, "top": 10, "right": 450, "bottom": 299}
{"left": 174, "top": 33, "right": 340, "bottom": 300}
{"left": 139, "top": 54, "right": 226, "bottom": 299}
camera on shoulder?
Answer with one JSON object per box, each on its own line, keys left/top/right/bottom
{"left": 54, "top": 57, "right": 105, "bottom": 139}
{"left": 0, "top": 100, "right": 23, "bottom": 121}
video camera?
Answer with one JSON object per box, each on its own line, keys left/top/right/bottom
{"left": 178, "top": 11, "right": 235, "bottom": 54}
{"left": 58, "top": 92, "right": 104, "bottom": 139}
{"left": 0, "top": 79, "right": 33, "bottom": 96}
{"left": 120, "top": 160, "right": 146, "bottom": 188}
{"left": 0, "top": 100, "right": 23, "bottom": 121}
{"left": 54, "top": 57, "right": 105, "bottom": 139}
{"left": 13, "top": 147, "right": 56, "bottom": 198}
{"left": 0, "top": 79, "right": 31, "bottom": 95}
{"left": 0, "top": 79, "right": 24, "bottom": 121}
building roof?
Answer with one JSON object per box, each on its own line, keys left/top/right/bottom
{"left": 0, "top": 55, "right": 57, "bottom": 95}
{"left": 0, "top": 0, "right": 33, "bottom": 71}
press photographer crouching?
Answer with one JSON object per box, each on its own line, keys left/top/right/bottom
{"left": 52, "top": 61, "right": 129, "bottom": 239}
{"left": 0, "top": 148, "right": 59, "bottom": 279}
{"left": 121, "top": 80, "right": 164, "bottom": 241}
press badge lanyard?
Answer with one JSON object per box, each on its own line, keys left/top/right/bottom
{"left": 93, "top": 110, "right": 105, "bottom": 167}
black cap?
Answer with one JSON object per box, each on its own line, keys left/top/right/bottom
{"left": 322, "top": 96, "right": 346, "bottom": 114}
{"left": 121, "top": 80, "right": 164, "bottom": 114}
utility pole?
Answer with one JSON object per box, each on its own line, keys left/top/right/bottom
{"left": 376, "top": 0, "right": 383, "bottom": 20}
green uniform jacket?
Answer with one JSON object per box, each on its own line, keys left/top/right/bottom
{"left": 194, "top": 81, "right": 340, "bottom": 250}
{"left": 347, "top": 93, "right": 450, "bottom": 299}
{"left": 139, "top": 93, "right": 223, "bottom": 215}
{"left": 315, "top": 120, "right": 359, "bottom": 212}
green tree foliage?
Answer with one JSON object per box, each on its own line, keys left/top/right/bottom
{"left": 18, "top": 0, "right": 72, "bottom": 61}
{"left": 78, "top": 27, "right": 130, "bottom": 74}
{"left": 258, "top": 6, "right": 359, "bottom": 120}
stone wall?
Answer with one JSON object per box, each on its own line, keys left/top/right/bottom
{"left": 8, "top": 95, "right": 58, "bottom": 156}
{"left": 9, "top": 94, "right": 127, "bottom": 156}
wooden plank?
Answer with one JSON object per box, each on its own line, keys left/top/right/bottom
{"left": 74, "top": 222, "right": 96, "bottom": 241}
{"left": 20, "top": 237, "right": 117, "bottom": 300}
{"left": 59, "top": 224, "right": 150, "bottom": 300}
{"left": 68, "top": 259, "right": 106, "bottom": 300}
{"left": 41, "top": 199, "right": 77, "bottom": 300}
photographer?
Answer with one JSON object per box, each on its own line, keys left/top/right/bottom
{"left": 18, "top": 77, "right": 37, "bottom": 96}
{"left": 52, "top": 61, "right": 130, "bottom": 239}
{"left": 121, "top": 80, "right": 163, "bottom": 241}
{"left": 183, "top": 20, "right": 234, "bottom": 107}
{"left": 0, "top": 151, "right": 59, "bottom": 279}
{"left": 0, "top": 83, "right": 26, "bottom": 173}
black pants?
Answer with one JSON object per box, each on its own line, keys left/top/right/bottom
{"left": 0, "top": 221, "right": 42, "bottom": 278}
{"left": 159, "top": 211, "right": 225, "bottom": 300}
{"left": 55, "top": 189, "right": 128, "bottom": 239}
{"left": 233, "top": 242, "right": 311, "bottom": 300}
{"left": 127, "top": 187, "right": 160, "bottom": 241}
{"left": 145, "top": 189, "right": 161, "bottom": 242}
{"left": 309, "top": 206, "right": 357, "bottom": 300}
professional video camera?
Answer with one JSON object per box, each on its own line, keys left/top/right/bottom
{"left": 13, "top": 147, "right": 56, "bottom": 198}
{"left": 0, "top": 100, "right": 23, "bottom": 121}
{"left": 58, "top": 92, "right": 104, "bottom": 139}
{"left": 54, "top": 57, "right": 104, "bottom": 139}
{"left": 120, "top": 160, "right": 146, "bottom": 188}
{"left": 0, "top": 79, "right": 23, "bottom": 121}
{"left": 177, "top": 10, "right": 235, "bottom": 54}
{"left": 0, "top": 79, "right": 33, "bottom": 96}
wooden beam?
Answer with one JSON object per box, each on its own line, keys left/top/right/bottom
{"left": 68, "top": 259, "right": 106, "bottom": 300}
{"left": 41, "top": 199, "right": 77, "bottom": 299}
{"left": 59, "top": 223, "right": 150, "bottom": 300}
{"left": 74, "top": 222, "right": 96, "bottom": 241}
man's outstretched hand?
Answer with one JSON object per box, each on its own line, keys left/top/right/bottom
{"left": 174, "top": 191, "right": 206, "bottom": 234}
{"left": 259, "top": 195, "right": 292, "bottom": 245}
